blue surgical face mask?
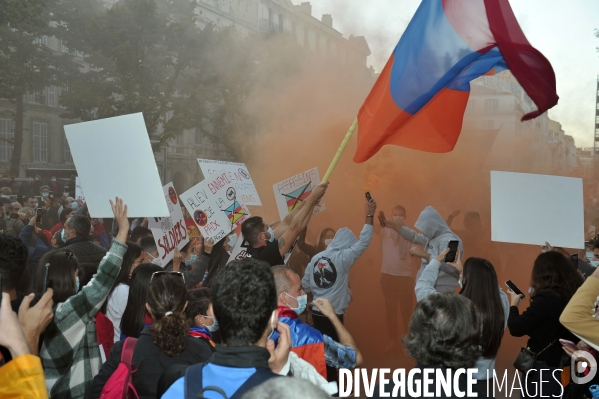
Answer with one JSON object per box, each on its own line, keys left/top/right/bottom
{"left": 458, "top": 277, "right": 463, "bottom": 289}
{"left": 587, "top": 252, "right": 595, "bottom": 261}
{"left": 592, "top": 261, "right": 599, "bottom": 268}
{"left": 284, "top": 292, "right": 307, "bottom": 315}
{"left": 70, "top": 202, "right": 78, "bottom": 210}
{"left": 185, "top": 254, "right": 198, "bottom": 266}
{"left": 51, "top": 178, "right": 56, "bottom": 182}
{"left": 42, "top": 192, "right": 49, "bottom": 198}
{"left": 202, "top": 316, "right": 219, "bottom": 332}
{"left": 228, "top": 234, "right": 238, "bottom": 248}
{"left": 61, "top": 228, "right": 69, "bottom": 241}
{"left": 75, "top": 276, "right": 80, "bottom": 293}
{"left": 267, "top": 226, "right": 275, "bottom": 243}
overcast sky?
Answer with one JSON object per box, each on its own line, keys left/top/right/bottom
{"left": 310, "top": 0, "right": 599, "bottom": 148}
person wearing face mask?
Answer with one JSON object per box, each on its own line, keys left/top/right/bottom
{"left": 302, "top": 199, "right": 375, "bottom": 382}
{"left": 5, "top": 202, "right": 24, "bottom": 237}
{"left": 31, "top": 197, "right": 130, "bottom": 399}
{"left": 241, "top": 183, "right": 329, "bottom": 267}
{"left": 166, "top": 239, "right": 214, "bottom": 289}
{"left": 186, "top": 288, "right": 218, "bottom": 351}
{"left": 271, "top": 266, "right": 363, "bottom": 382}
{"left": 139, "top": 236, "right": 163, "bottom": 265}
{"left": 160, "top": 258, "right": 292, "bottom": 399}
{"left": 379, "top": 206, "right": 463, "bottom": 294}
{"left": 375, "top": 205, "right": 414, "bottom": 353}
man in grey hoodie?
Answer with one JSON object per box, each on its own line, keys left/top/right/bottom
{"left": 379, "top": 206, "right": 462, "bottom": 294}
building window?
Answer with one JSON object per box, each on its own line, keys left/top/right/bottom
{"left": 195, "top": 129, "right": 202, "bottom": 146}
{"left": 0, "top": 118, "right": 14, "bottom": 162}
{"left": 175, "top": 133, "right": 183, "bottom": 146}
{"left": 64, "top": 136, "right": 73, "bottom": 163}
{"left": 485, "top": 99, "right": 499, "bottom": 112}
{"left": 33, "top": 35, "right": 47, "bottom": 46}
{"left": 33, "top": 122, "right": 48, "bottom": 163}
{"left": 47, "top": 86, "right": 56, "bottom": 107}
{"left": 27, "top": 91, "right": 44, "bottom": 105}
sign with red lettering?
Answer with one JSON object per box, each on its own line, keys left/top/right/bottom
{"left": 180, "top": 168, "right": 251, "bottom": 243}
{"left": 148, "top": 182, "right": 190, "bottom": 267}
{"left": 273, "top": 167, "right": 326, "bottom": 221}
{"left": 197, "top": 159, "right": 262, "bottom": 206}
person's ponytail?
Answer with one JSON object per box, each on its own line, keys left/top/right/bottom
{"left": 147, "top": 274, "right": 188, "bottom": 357}
{"left": 150, "top": 312, "right": 187, "bottom": 357}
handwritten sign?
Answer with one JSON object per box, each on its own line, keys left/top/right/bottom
{"left": 75, "top": 177, "right": 85, "bottom": 204}
{"left": 180, "top": 168, "right": 251, "bottom": 243}
{"left": 197, "top": 159, "right": 262, "bottom": 206}
{"left": 273, "top": 167, "right": 325, "bottom": 221}
{"left": 148, "top": 183, "right": 190, "bottom": 266}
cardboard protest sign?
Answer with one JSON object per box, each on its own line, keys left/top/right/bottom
{"left": 64, "top": 113, "right": 169, "bottom": 218}
{"left": 148, "top": 183, "right": 190, "bottom": 266}
{"left": 75, "top": 177, "right": 85, "bottom": 204}
{"left": 273, "top": 167, "right": 325, "bottom": 221}
{"left": 491, "top": 171, "right": 584, "bottom": 249}
{"left": 180, "top": 168, "right": 251, "bottom": 243}
{"left": 197, "top": 159, "right": 262, "bottom": 206}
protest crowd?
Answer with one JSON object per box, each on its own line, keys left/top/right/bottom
{"left": 2, "top": 171, "right": 599, "bottom": 399}
{"left": 0, "top": 0, "right": 595, "bottom": 396}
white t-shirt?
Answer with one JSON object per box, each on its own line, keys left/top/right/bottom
{"left": 380, "top": 227, "right": 413, "bottom": 277}
{"left": 106, "top": 283, "right": 129, "bottom": 343}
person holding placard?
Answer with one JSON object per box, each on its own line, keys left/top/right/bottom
{"left": 34, "top": 197, "right": 130, "bottom": 399}
{"left": 241, "top": 183, "right": 329, "bottom": 267}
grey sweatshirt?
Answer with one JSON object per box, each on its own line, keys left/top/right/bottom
{"left": 415, "top": 258, "right": 509, "bottom": 379}
{"left": 303, "top": 224, "right": 373, "bottom": 315}
{"left": 399, "top": 206, "right": 462, "bottom": 292}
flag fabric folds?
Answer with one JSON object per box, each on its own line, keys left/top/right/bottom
{"left": 354, "top": 0, "right": 558, "bottom": 163}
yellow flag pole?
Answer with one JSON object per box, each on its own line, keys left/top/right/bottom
{"left": 321, "top": 117, "right": 358, "bottom": 183}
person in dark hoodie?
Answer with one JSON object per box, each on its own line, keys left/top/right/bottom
{"left": 62, "top": 214, "right": 106, "bottom": 269}
{"left": 379, "top": 206, "right": 463, "bottom": 294}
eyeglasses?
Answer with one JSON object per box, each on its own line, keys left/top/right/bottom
{"left": 150, "top": 271, "right": 186, "bottom": 284}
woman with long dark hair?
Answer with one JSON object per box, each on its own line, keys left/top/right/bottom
{"left": 87, "top": 273, "right": 212, "bottom": 399}
{"left": 101, "top": 241, "right": 143, "bottom": 342}
{"left": 120, "top": 263, "right": 163, "bottom": 339}
{"left": 415, "top": 250, "right": 508, "bottom": 389}
{"left": 297, "top": 227, "right": 336, "bottom": 258}
{"left": 32, "top": 197, "right": 129, "bottom": 399}
{"left": 508, "top": 251, "right": 584, "bottom": 398}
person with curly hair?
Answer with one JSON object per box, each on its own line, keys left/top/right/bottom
{"left": 374, "top": 293, "right": 492, "bottom": 398}
{"left": 86, "top": 273, "right": 212, "bottom": 399}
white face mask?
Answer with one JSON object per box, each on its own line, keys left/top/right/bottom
{"left": 266, "top": 226, "right": 275, "bottom": 243}
{"left": 228, "top": 234, "right": 238, "bottom": 248}
{"left": 324, "top": 239, "right": 333, "bottom": 246}
{"left": 393, "top": 216, "right": 405, "bottom": 223}
{"left": 528, "top": 287, "right": 535, "bottom": 294}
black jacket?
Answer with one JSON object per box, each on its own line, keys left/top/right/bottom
{"left": 63, "top": 236, "right": 107, "bottom": 269}
{"left": 508, "top": 290, "right": 577, "bottom": 367}
{"left": 86, "top": 327, "right": 212, "bottom": 399}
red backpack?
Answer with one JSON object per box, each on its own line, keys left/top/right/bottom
{"left": 100, "top": 337, "right": 139, "bottom": 399}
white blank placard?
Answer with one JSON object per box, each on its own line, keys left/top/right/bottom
{"left": 64, "top": 113, "right": 169, "bottom": 218}
{"left": 491, "top": 171, "right": 584, "bottom": 249}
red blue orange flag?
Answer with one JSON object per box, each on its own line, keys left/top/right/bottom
{"left": 353, "top": 0, "right": 558, "bottom": 163}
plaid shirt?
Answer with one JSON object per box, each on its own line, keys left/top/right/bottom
{"left": 40, "top": 240, "right": 127, "bottom": 399}
{"left": 323, "top": 334, "right": 357, "bottom": 369}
